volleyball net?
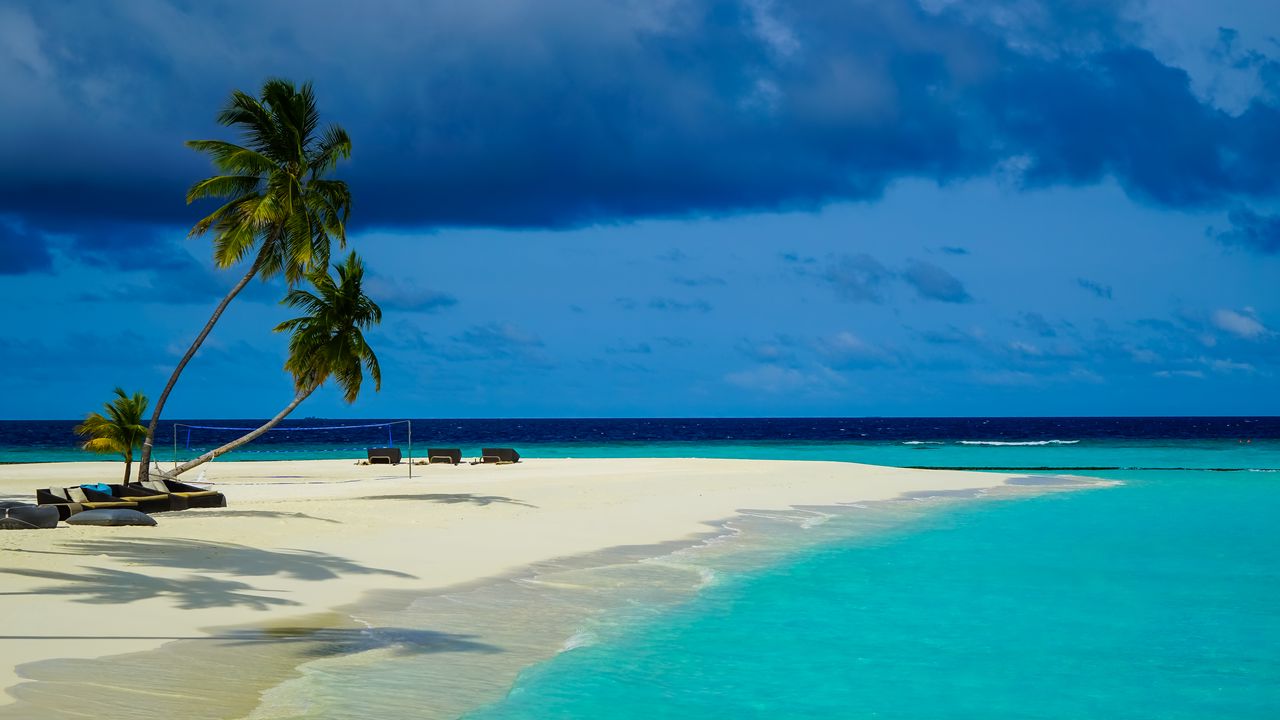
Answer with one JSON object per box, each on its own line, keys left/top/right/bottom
{"left": 171, "top": 420, "right": 414, "bottom": 469}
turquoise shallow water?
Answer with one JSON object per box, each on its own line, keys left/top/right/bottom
{"left": 458, "top": 464, "right": 1279, "bottom": 718}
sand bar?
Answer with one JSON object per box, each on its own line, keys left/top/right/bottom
{"left": 0, "top": 457, "right": 1094, "bottom": 712}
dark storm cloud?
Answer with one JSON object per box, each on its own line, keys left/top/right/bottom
{"left": 1017, "top": 312, "right": 1058, "bottom": 338}
{"left": 1217, "top": 207, "right": 1280, "bottom": 254}
{"left": 615, "top": 296, "right": 713, "bottom": 313}
{"left": 0, "top": 222, "right": 53, "bottom": 275}
{"left": 901, "top": 259, "right": 971, "bottom": 303}
{"left": 1077, "top": 277, "right": 1114, "bottom": 299}
{"left": 821, "top": 254, "right": 892, "bottom": 303}
{"left": 2, "top": 0, "right": 1278, "bottom": 248}
{"left": 671, "top": 275, "right": 727, "bottom": 288}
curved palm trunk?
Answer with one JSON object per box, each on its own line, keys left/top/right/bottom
{"left": 169, "top": 385, "right": 317, "bottom": 476}
{"left": 138, "top": 252, "right": 265, "bottom": 482}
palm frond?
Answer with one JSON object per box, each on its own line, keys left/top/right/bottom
{"left": 187, "top": 80, "right": 352, "bottom": 283}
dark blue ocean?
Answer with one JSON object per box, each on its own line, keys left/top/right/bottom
{"left": 4, "top": 416, "right": 1279, "bottom": 470}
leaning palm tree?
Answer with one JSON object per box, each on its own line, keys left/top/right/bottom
{"left": 75, "top": 388, "right": 149, "bottom": 483}
{"left": 139, "top": 79, "right": 353, "bottom": 481}
{"left": 168, "top": 252, "right": 381, "bottom": 475}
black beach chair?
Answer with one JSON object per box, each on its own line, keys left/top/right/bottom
{"left": 367, "top": 447, "right": 402, "bottom": 465}
{"left": 477, "top": 448, "right": 520, "bottom": 464}
{"left": 108, "top": 483, "right": 191, "bottom": 512}
{"left": 129, "top": 478, "right": 227, "bottom": 509}
{"left": 36, "top": 486, "right": 140, "bottom": 520}
{"left": 427, "top": 448, "right": 462, "bottom": 465}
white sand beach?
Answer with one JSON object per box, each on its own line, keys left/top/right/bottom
{"left": 0, "top": 458, "right": 1093, "bottom": 714}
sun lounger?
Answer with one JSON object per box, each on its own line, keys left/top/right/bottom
{"left": 367, "top": 447, "right": 402, "bottom": 465}
{"left": 36, "top": 486, "right": 140, "bottom": 520}
{"left": 477, "top": 448, "right": 520, "bottom": 464}
{"left": 130, "top": 478, "right": 227, "bottom": 508}
{"left": 107, "top": 483, "right": 190, "bottom": 512}
{"left": 52, "top": 483, "right": 177, "bottom": 513}
{"left": 427, "top": 448, "right": 462, "bottom": 465}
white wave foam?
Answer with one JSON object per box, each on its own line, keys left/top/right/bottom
{"left": 560, "top": 629, "right": 598, "bottom": 652}
{"left": 958, "top": 439, "right": 1080, "bottom": 446}
{"left": 902, "top": 441, "right": 943, "bottom": 445}
{"left": 799, "top": 510, "right": 834, "bottom": 529}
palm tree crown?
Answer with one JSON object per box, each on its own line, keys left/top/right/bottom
{"left": 276, "top": 251, "right": 383, "bottom": 402}
{"left": 74, "top": 388, "right": 149, "bottom": 482}
{"left": 186, "top": 78, "right": 352, "bottom": 285}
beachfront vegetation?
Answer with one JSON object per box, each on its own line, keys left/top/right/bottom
{"left": 139, "top": 79, "right": 353, "bottom": 481}
{"left": 169, "top": 252, "right": 382, "bottom": 475}
{"left": 75, "top": 388, "right": 149, "bottom": 483}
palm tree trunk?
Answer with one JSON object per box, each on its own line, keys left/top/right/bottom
{"left": 169, "top": 385, "right": 317, "bottom": 476}
{"left": 138, "top": 251, "right": 266, "bottom": 482}
{"left": 123, "top": 455, "right": 132, "bottom": 484}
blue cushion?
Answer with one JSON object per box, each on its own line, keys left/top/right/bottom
{"left": 80, "top": 483, "right": 113, "bottom": 495}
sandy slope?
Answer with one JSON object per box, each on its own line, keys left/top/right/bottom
{"left": 0, "top": 457, "right": 1051, "bottom": 707}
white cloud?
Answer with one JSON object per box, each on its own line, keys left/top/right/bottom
{"left": 724, "top": 364, "right": 843, "bottom": 394}
{"left": 1212, "top": 308, "right": 1268, "bottom": 339}
{"left": 1154, "top": 369, "right": 1205, "bottom": 379}
{"left": 1206, "top": 358, "right": 1256, "bottom": 374}
{"left": 816, "top": 331, "right": 897, "bottom": 368}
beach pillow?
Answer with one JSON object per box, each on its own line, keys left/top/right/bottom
{"left": 66, "top": 508, "right": 157, "bottom": 527}
{"left": 0, "top": 504, "right": 59, "bottom": 530}
{"left": 81, "top": 483, "right": 113, "bottom": 495}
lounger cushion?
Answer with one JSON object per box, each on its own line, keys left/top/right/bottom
{"left": 66, "top": 508, "right": 157, "bottom": 527}
{"left": 0, "top": 505, "right": 59, "bottom": 529}
{"left": 81, "top": 483, "right": 113, "bottom": 495}
{"left": 140, "top": 479, "right": 217, "bottom": 496}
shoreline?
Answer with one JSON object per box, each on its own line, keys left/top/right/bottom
{"left": 0, "top": 458, "right": 1110, "bottom": 717}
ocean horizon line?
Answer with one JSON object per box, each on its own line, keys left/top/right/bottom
{"left": 2, "top": 414, "right": 1279, "bottom": 423}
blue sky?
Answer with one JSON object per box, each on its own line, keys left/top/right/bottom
{"left": 1, "top": 0, "right": 1278, "bottom": 419}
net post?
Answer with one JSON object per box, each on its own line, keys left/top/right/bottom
{"left": 173, "top": 425, "right": 178, "bottom": 470}
{"left": 407, "top": 420, "right": 413, "bottom": 479}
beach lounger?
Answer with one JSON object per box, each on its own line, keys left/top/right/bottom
{"left": 367, "top": 447, "right": 402, "bottom": 465}
{"left": 36, "top": 486, "right": 140, "bottom": 520}
{"left": 130, "top": 478, "right": 227, "bottom": 508}
{"left": 427, "top": 448, "right": 462, "bottom": 465}
{"left": 477, "top": 448, "right": 520, "bottom": 464}
{"left": 107, "top": 483, "right": 190, "bottom": 512}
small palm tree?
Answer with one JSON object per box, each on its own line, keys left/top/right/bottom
{"left": 75, "top": 388, "right": 149, "bottom": 483}
{"left": 170, "top": 252, "right": 381, "bottom": 475}
{"left": 139, "top": 79, "right": 353, "bottom": 481}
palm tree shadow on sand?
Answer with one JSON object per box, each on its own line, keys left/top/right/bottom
{"left": 359, "top": 492, "right": 537, "bottom": 508}
{"left": 9, "top": 538, "right": 414, "bottom": 582}
{"left": 0, "top": 566, "right": 300, "bottom": 611}
{"left": 0, "top": 626, "right": 500, "bottom": 659}
{"left": 0, "top": 626, "right": 501, "bottom": 719}
{"left": 178, "top": 508, "right": 343, "bottom": 523}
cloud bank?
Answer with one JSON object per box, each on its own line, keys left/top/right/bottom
{"left": 1, "top": 0, "right": 1278, "bottom": 253}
